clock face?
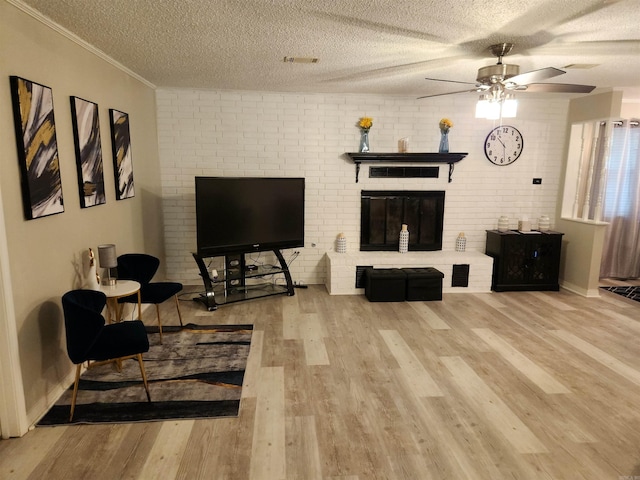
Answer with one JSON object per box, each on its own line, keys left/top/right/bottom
{"left": 484, "top": 125, "right": 523, "bottom": 165}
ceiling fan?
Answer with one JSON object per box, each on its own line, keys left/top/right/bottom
{"left": 417, "top": 43, "right": 596, "bottom": 100}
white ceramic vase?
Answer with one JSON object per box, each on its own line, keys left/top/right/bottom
{"left": 399, "top": 224, "right": 409, "bottom": 253}
{"left": 538, "top": 215, "right": 550, "bottom": 231}
{"left": 336, "top": 233, "right": 347, "bottom": 253}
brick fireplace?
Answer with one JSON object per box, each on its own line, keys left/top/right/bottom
{"left": 324, "top": 189, "right": 494, "bottom": 295}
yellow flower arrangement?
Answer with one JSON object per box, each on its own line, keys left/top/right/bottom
{"left": 358, "top": 117, "right": 373, "bottom": 131}
{"left": 439, "top": 118, "right": 453, "bottom": 133}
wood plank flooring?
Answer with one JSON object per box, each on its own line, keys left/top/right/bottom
{"left": 2, "top": 284, "right": 640, "bottom": 479}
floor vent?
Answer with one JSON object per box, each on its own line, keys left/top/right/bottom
{"left": 452, "top": 264, "right": 470, "bottom": 287}
{"left": 369, "top": 166, "right": 439, "bottom": 178}
{"left": 355, "top": 265, "right": 373, "bottom": 288}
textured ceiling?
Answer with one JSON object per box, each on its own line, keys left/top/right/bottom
{"left": 14, "top": 0, "right": 640, "bottom": 100}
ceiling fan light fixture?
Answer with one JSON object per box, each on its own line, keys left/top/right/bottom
{"left": 475, "top": 94, "right": 500, "bottom": 119}
{"left": 475, "top": 95, "right": 490, "bottom": 117}
{"left": 421, "top": 42, "right": 595, "bottom": 106}
{"left": 477, "top": 64, "right": 520, "bottom": 84}
{"left": 486, "top": 102, "right": 502, "bottom": 120}
{"left": 502, "top": 95, "right": 518, "bottom": 118}
{"left": 475, "top": 93, "right": 517, "bottom": 119}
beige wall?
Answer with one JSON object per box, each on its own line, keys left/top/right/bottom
{"left": 620, "top": 101, "right": 640, "bottom": 118}
{"left": 566, "top": 90, "right": 622, "bottom": 123}
{"left": 0, "top": 1, "right": 164, "bottom": 424}
{"left": 556, "top": 91, "right": 623, "bottom": 296}
{"left": 556, "top": 219, "right": 608, "bottom": 297}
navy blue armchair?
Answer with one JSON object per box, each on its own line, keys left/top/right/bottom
{"left": 117, "top": 253, "right": 183, "bottom": 343}
{"left": 61, "top": 289, "right": 151, "bottom": 421}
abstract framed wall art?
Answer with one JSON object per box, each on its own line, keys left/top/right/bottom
{"left": 70, "top": 97, "right": 106, "bottom": 207}
{"left": 108, "top": 109, "right": 135, "bottom": 200}
{"left": 9, "top": 76, "right": 65, "bottom": 219}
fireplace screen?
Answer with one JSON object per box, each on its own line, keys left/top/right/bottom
{"left": 360, "top": 190, "right": 445, "bottom": 251}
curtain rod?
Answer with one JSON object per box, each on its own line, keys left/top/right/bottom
{"left": 605, "top": 120, "right": 639, "bottom": 127}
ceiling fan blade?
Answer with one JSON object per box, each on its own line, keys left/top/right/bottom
{"left": 508, "top": 67, "right": 565, "bottom": 85}
{"left": 424, "top": 77, "right": 476, "bottom": 86}
{"left": 523, "top": 83, "right": 596, "bottom": 93}
{"left": 417, "top": 88, "right": 478, "bottom": 100}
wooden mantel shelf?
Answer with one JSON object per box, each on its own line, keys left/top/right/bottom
{"left": 346, "top": 152, "right": 468, "bottom": 183}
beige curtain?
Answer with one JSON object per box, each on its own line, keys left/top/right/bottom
{"left": 600, "top": 120, "right": 640, "bottom": 278}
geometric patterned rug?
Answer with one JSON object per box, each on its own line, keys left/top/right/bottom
{"left": 37, "top": 323, "right": 252, "bottom": 426}
{"left": 600, "top": 285, "right": 640, "bottom": 303}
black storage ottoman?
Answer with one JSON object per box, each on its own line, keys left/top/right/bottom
{"left": 364, "top": 268, "right": 407, "bottom": 302}
{"left": 403, "top": 267, "right": 444, "bottom": 301}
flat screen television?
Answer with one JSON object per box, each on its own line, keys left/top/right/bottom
{"left": 195, "top": 177, "right": 305, "bottom": 257}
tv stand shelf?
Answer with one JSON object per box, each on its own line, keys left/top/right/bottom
{"left": 346, "top": 152, "right": 467, "bottom": 183}
{"left": 192, "top": 250, "right": 294, "bottom": 311}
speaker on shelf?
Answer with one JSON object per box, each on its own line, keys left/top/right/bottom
{"left": 225, "top": 254, "right": 245, "bottom": 292}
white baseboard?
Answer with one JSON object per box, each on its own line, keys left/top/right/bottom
{"left": 560, "top": 281, "right": 601, "bottom": 298}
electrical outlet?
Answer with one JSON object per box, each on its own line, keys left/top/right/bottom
{"left": 533, "top": 178, "right": 542, "bottom": 184}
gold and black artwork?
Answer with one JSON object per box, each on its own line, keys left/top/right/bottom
{"left": 109, "top": 108, "right": 135, "bottom": 200}
{"left": 71, "top": 96, "right": 106, "bottom": 208}
{"left": 10, "top": 76, "right": 64, "bottom": 219}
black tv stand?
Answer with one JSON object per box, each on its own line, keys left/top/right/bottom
{"left": 192, "top": 250, "right": 295, "bottom": 311}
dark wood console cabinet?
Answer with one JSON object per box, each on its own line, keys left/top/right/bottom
{"left": 485, "top": 230, "right": 563, "bottom": 292}
{"left": 192, "top": 250, "right": 294, "bottom": 311}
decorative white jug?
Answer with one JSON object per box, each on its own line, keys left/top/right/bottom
{"left": 86, "top": 248, "right": 100, "bottom": 288}
{"left": 399, "top": 224, "right": 409, "bottom": 253}
{"left": 497, "top": 216, "right": 509, "bottom": 232}
{"left": 336, "top": 233, "right": 347, "bottom": 253}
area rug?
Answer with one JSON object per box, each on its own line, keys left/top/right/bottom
{"left": 601, "top": 285, "right": 640, "bottom": 303}
{"left": 38, "top": 323, "right": 252, "bottom": 425}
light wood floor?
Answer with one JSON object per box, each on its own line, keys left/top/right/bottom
{"left": 601, "top": 277, "right": 640, "bottom": 287}
{"left": 2, "top": 284, "right": 640, "bottom": 479}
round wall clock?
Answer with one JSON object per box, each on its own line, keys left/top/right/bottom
{"left": 484, "top": 125, "right": 523, "bottom": 165}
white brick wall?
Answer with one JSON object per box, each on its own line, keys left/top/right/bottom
{"left": 155, "top": 89, "right": 569, "bottom": 286}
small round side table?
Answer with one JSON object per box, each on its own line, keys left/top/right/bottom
{"left": 92, "top": 280, "right": 142, "bottom": 323}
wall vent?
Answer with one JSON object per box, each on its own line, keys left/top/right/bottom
{"left": 452, "top": 264, "right": 470, "bottom": 287}
{"left": 355, "top": 265, "right": 373, "bottom": 288}
{"left": 283, "top": 56, "right": 319, "bottom": 63}
{"left": 369, "top": 166, "right": 439, "bottom": 178}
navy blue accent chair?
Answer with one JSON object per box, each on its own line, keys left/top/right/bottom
{"left": 116, "top": 253, "right": 183, "bottom": 343}
{"left": 61, "top": 289, "right": 151, "bottom": 421}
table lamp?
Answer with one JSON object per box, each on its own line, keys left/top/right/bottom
{"left": 98, "top": 244, "right": 117, "bottom": 285}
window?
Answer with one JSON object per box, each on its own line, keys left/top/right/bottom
{"left": 603, "top": 121, "right": 640, "bottom": 219}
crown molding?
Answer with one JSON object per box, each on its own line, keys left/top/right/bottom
{"left": 7, "top": 0, "right": 156, "bottom": 89}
